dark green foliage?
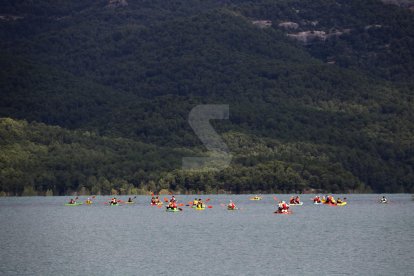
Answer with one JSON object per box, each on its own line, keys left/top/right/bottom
{"left": 0, "top": 0, "right": 413, "bottom": 194}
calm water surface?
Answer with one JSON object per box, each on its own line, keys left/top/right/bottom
{"left": 0, "top": 194, "right": 413, "bottom": 275}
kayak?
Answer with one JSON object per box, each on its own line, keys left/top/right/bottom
{"left": 250, "top": 197, "right": 262, "bottom": 201}
{"left": 125, "top": 201, "right": 135, "bottom": 204}
{"left": 289, "top": 202, "right": 303, "bottom": 206}
{"left": 313, "top": 202, "right": 322, "bottom": 205}
{"left": 109, "top": 203, "right": 120, "bottom": 206}
{"left": 166, "top": 208, "right": 181, "bottom": 212}
{"left": 195, "top": 207, "right": 206, "bottom": 210}
{"left": 274, "top": 210, "right": 292, "bottom": 215}
{"left": 227, "top": 207, "right": 238, "bottom": 210}
{"left": 65, "top": 202, "right": 83, "bottom": 206}
{"left": 151, "top": 202, "right": 163, "bottom": 206}
{"left": 85, "top": 201, "right": 93, "bottom": 205}
{"left": 325, "top": 202, "right": 346, "bottom": 206}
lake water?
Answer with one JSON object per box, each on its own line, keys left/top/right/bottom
{"left": 0, "top": 194, "right": 413, "bottom": 275}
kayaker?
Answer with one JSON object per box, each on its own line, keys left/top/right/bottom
{"left": 86, "top": 198, "right": 92, "bottom": 204}
{"left": 151, "top": 197, "right": 156, "bottom": 205}
{"left": 281, "top": 201, "right": 289, "bottom": 213}
{"left": 69, "top": 198, "right": 75, "bottom": 204}
{"left": 380, "top": 196, "right": 388, "bottom": 203}
{"left": 196, "top": 199, "right": 203, "bottom": 208}
{"left": 277, "top": 201, "right": 283, "bottom": 212}
{"left": 111, "top": 197, "right": 118, "bottom": 205}
{"left": 337, "top": 198, "right": 343, "bottom": 204}
{"left": 326, "top": 195, "right": 335, "bottom": 204}
{"left": 228, "top": 200, "right": 236, "bottom": 210}
{"left": 128, "top": 197, "right": 133, "bottom": 203}
{"left": 289, "top": 196, "right": 295, "bottom": 204}
{"left": 193, "top": 198, "right": 198, "bottom": 207}
{"left": 170, "top": 196, "right": 176, "bottom": 203}
{"left": 313, "top": 196, "right": 321, "bottom": 203}
{"left": 294, "top": 196, "right": 301, "bottom": 204}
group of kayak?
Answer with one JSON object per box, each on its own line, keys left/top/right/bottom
{"left": 165, "top": 197, "right": 211, "bottom": 211}
{"left": 312, "top": 195, "right": 347, "bottom": 206}
{"left": 65, "top": 196, "right": 135, "bottom": 206}
{"left": 273, "top": 195, "right": 349, "bottom": 214}
{"left": 190, "top": 198, "right": 207, "bottom": 209}
{"left": 65, "top": 194, "right": 392, "bottom": 215}
{"left": 150, "top": 196, "right": 163, "bottom": 206}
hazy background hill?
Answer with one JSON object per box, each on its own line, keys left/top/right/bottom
{"left": 1, "top": 0, "right": 413, "bottom": 195}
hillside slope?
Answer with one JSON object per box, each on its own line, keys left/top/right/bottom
{"left": 1, "top": 0, "right": 413, "bottom": 194}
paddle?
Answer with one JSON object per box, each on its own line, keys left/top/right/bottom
{"left": 126, "top": 196, "right": 136, "bottom": 203}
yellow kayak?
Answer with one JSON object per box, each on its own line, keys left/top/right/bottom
{"left": 250, "top": 197, "right": 262, "bottom": 201}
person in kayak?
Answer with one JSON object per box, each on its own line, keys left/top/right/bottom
{"left": 313, "top": 196, "right": 321, "bottom": 203}
{"left": 155, "top": 196, "right": 161, "bottom": 204}
{"left": 170, "top": 196, "right": 176, "bottom": 203}
{"left": 325, "top": 195, "right": 335, "bottom": 204}
{"left": 277, "top": 201, "right": 283, "bottom": 212}
{"left": 127, "top": 197, "right": 133, "bottom": 203}
{"left": 193, "top": 198, "right": 199, "bottom": 207}
{"left": 110, "top": 197, "right": 118, "bottom": 205}
{"left": 69, "top": 198, "right": 75, "bottom": 204}
{"left": 228, "top": 200, "right": 236, "bottom": 210}
{"left": 380, "top": 196, "right": 388, "bottom": 203}
{"left": 196, "top": 199, "right": 204, "bottom": 208}
{"left": 281, "top": 201, "right": 289, "bottom": 213}
{"left": 289, "top": 196, "right": 295, "bottom": 204}
{"left": 86, "top": 198, "right": 92, "bottom": 204}
{"left": 151, "top": 196, "right": 156, "bottom": 205}
{"left": 294, "top": 196, "right": 301, "bottom": 204}
{"left": 167, "top": 200, "right": 177, "bottom": 210}
{"left": 337, "top": 198, "right": 343, "bottom": 204}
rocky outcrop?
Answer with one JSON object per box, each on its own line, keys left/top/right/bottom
{"left": 107, "top": 0, "right": 128, "bottom": 8}
{"left": 278, "top": 21, "right": 299, "bottom": 30}
{"left": 0, "top": 15, "right": 24, "bottom": 21}
{"left": 287, "top": 29, "right": 350, "bottom": 44}
{"left": 251, "top": 20, "right": 272, "bottom": 28}
{"left": 382, "top": 0, "right": 414, "bottom": 10}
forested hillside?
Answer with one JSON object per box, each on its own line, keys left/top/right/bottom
{"left": 1, "top": 0, "right": 413, "bottom": 195}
